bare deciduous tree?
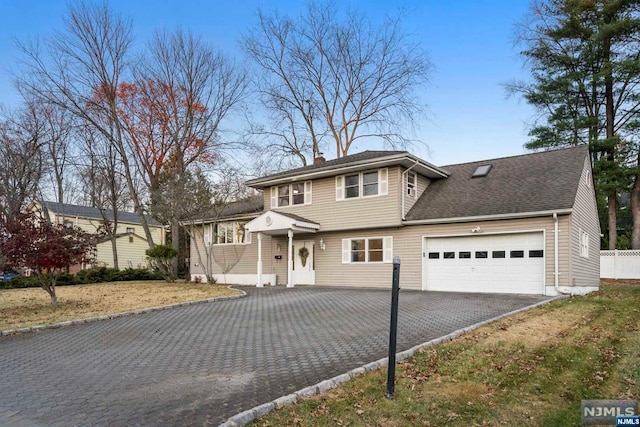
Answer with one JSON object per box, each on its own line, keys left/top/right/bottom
{"left": 16, "top": 2, "right": 159, "bottom": 247}
{"left": 126, "top": 30, "right": 246, "bottom": 276}
{"left": 243, "top": 1, "right": 431, "bottom": 163}
{"left": 0, "top": 103, "right": 45, "bottom": 220}
{"left": 77, "top": 123, "right": 132, "bottom": 269}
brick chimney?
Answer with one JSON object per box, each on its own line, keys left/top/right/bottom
{"left": 314, "top": 156, "right": 326, "bottom": 165}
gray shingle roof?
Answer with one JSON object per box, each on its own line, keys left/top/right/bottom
{"left": 272, "top": 210, "right": 319, "bottom": 225}
{"left": 405, "top": 146, "right": 589, "bottom": 221}
{"left": 246, "top": 151, "right": 407, "bottom": 185}
{"left": 217, "top": 195, "right": 264, "bottom": 217}
{"left": 41, "top": 201, "right": 164, "bottom": 227}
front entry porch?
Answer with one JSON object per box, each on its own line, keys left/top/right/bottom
{"left": 245, "top": 211, "right": 320, "bottom": 287}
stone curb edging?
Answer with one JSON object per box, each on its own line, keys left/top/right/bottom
{"left": 1, "top": 286, "right": 247, "bottom": 338}
{"left": 220, "top": 295, "right": 565, "bottom": 427}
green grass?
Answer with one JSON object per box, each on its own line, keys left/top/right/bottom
{"left": 253, "top": 286, "right": 640, "bottom": 426}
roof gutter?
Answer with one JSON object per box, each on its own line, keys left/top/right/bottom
{"left": 402, "top": 208, "right": 573, "bottom": 225}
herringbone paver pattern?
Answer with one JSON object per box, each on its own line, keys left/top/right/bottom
{"left": 0, "top": 287, "right": 548, "bottom": 426}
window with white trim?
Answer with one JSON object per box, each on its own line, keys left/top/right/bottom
{"left": 215, "top": 221, "right": 250, "bottom": 244}
{"left": 270, "top": 181, "right": 312, "bottom": 208}
{"left": 336, "top": 169, "right": 388, "bottom": 200}
{"left": 407, "top": 171, "right": 417, "bottom": 197}
{"left": 580, "top": 229, "right": 589, "bottom": 258}
{"left": 342, "top": 237, "right": 393, "bottom": 263}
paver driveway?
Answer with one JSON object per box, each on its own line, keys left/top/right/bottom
{"left": 0, "top": 286, "right": 550, "bottom": 426}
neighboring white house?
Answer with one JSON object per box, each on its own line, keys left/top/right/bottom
{"left": 189, "top": 146, "right": 600, "bottom": 296}
{"left": 33, "top": 201, "right": 165, "bottom": 270}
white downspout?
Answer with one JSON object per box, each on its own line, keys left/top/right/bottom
{"left": 401, "top": 160, "right": 420, "bottom": 220}
{"left": 554, "top": 212, "right": 571, "bottom": 296}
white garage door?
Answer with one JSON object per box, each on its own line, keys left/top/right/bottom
{"left": 423, "top": 232, "right": 544, "bottom": 294}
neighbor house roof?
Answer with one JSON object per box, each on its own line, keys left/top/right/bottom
{"left": 39, "top": 201, "right": 164, "bottom": 227}
{"left": 246, "top": 150, "right": 449, "bottom": 188}
{"left": 405, "top": 145, "right": 589, "bottom": 222}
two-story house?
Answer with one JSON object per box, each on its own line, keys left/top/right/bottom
{"left": 189, "top": 146, "right": 600, "bottom": 296}
{"left": 33, "top": 201, "right": 165, "bottom": 271}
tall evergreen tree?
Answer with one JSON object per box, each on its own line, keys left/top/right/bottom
{"left": 508, "top": 0, "right": 640, "bottom": 249}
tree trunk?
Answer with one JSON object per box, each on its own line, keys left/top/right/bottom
{"left": 604, "top": 30, "right": 617, "bottom": 250}
{"left": 608, "top": 193, "right": 618, "bottom": 250}
{"left": 111, "top": 234, "right": 119, "bottom": 270}
{"left": 631, "top": 160, "right": 640, "bottom": 249}
{"left": 171, "top": 219, "right": 180, "bottom": 279}
{"left": 50, "top": 293, "right": 58, "bottom": 310}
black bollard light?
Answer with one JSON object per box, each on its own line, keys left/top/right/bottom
{"left": 386, "top": 256, "right": 401, "bottom": 400}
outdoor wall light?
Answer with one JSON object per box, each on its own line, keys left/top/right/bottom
{"left": 319, "top": 238, "right": 326, "bottom": 251}
{"left": 276, "top": 243, "right": 282, "bottom": 253}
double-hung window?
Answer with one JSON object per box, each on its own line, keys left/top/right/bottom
{"left": 342, "top": 237, "right": 393, "bottom": 263}
{"left": 407, "top": 171, "right": 417, "bottom": 197}
{"left": 336, "top": 169, "right": 388, "bottom": 200}
{"left": 271, "top": 181, "right": 312, "bottom": 208}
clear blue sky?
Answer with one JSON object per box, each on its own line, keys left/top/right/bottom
{"left": 0, "top": 0, "right": 536, "bottom": 166}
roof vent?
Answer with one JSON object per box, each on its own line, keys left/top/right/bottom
{"left": 472, "top": 164, "right": 492, "bottom": 178}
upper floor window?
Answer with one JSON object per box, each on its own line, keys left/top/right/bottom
{"left": 407, "top": 171, "right": 417, "bottom": 197}
{"left": 271, "top": 181, "right": 312, "bottom": 208}
{"left": 336, "top": 168, "right": 388, "bottom": 200}
{"left": 126, "top": 227, "right": 135, "bottom": 234}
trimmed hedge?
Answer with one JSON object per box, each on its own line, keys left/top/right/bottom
{"left": 0, "top": 267, "right": 163, "bottom": 290}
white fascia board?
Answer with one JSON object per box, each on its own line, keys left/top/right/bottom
{"left": 402, "top": 209, "right": 574, "bottom": 225}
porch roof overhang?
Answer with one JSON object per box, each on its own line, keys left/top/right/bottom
{"left": 245, "top": 210, "right": 320, "bottom": 235}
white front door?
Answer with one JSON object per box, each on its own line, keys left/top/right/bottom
{"left": 293, "top": 240, "right": 315, "bottom": 285}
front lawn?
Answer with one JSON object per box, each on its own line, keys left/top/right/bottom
{"left": 253, "top": 284, "right": 640, "bottom": 426}
{"left": 0, "top": 281, "right": 240, "bottom": 331}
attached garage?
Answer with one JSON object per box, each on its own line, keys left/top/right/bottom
{"left": 423, "top": 232, "right": 545, "bottom": 294}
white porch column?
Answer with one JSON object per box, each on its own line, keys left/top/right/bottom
{"left": 287, "top": 229, "right": 294, "bottom": 288}
{"left": 256, "top": 232, "right": 263, "bottom": 288}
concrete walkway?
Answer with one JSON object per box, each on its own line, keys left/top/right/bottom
{"left": 0, "top": 287, "right": 550, "bottom": 426}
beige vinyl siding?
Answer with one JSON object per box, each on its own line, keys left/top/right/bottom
{"left": 189, "top": 224, "right": 283, "bottom": 282}
{"left": 97, "top": 235, "right": 151, "bottom": 269}
{"left": 264, "top": 166, "right": 403, "bottom": 231}
{"left": 311, "top": 216, "right": 570, "bottom": 291}
{"left": 50, "top": 213, "right": 164, "bottom": 270}
{"left": 568, "top": 157, "right": 600, "bottom": 288}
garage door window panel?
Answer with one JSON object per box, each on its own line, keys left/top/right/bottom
{"left": 529, "top": 250, "right": 544, "bottom": 258}
{"left": 475, "top": 251, "right": 488, "bottom": 259}
{"left": 428, "top": 252, "right": 439, "bottom": 259}
{"left": 510, "top": 250, "right": 524, "bottom": 258}
{"left": 492, "top": 251, "right": 506, "bottom": 258}
{"left": 443, "top": 252, "right": 455, "bottom": 259}
{"left": 459, "top": 251, "right": 471, "bottom": 259}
